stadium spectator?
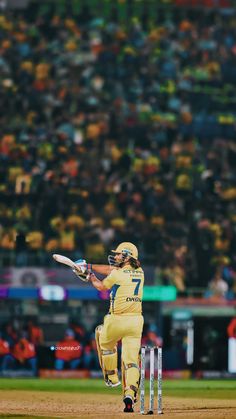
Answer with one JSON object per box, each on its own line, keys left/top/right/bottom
{"left": 54, "top": 329, "right": 82, "bottom": 370}
{"left": 10, "top": 334, "right": 37, "bottom": 375}
{"left": 27, "top": 319, "right": 44, "bottom": 346}
{"left": 205, "top": 269, "right": 229, "bottom": 300}
{"left": 83, "top": 333, "right": 100, "bottom": 370}
{"left": 0, "top": 332, "right": 11, "bottom": 373}
{"left": 142, "top": 324, "right": 163, "bottom": 348}
{"left": 2, "top": 322, "right": 18, "bottom": 347}
{"left": 69, "top": 320, "right": 86, "bottom": 342}
{"left": 0, "top": 4, "right": 236, "bottom": 298}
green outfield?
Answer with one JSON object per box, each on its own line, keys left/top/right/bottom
{"left": 0, "top": 378, "right": 235, "bottom": 399}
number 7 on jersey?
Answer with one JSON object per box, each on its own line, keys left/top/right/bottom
{"left": 132, "top": 278, "right": 141, "bottom": 295}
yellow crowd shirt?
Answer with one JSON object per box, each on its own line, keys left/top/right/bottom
{"left": 103, "top": 264, "right": 144, "bottom": 315}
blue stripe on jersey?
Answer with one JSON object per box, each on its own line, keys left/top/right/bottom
{"left": 110, "top": 284, "right": 120, "bottom": 313}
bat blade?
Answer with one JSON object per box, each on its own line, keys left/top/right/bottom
{"left": 53, "top": 254, "right": 77, "bottom": 269}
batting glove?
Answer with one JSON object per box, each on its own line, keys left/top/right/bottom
{"left": 74, "top": 259, "right": 88, "bottom": 274}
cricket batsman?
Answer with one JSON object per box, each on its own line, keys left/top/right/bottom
{"left": 74, "top": 242, "right": 144, "bottom": 413}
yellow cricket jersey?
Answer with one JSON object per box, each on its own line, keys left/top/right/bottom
{"left": 103, "top": 264, "right": 144, "bottom": 315}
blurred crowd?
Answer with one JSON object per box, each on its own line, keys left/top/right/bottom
{"left": 0, "top": 318, "right": 100, "bottom": 375}
{"left": 0, "top": 3, "right": 236, "bottom": 296}
{"left": 0, "top": 318, "right": 161, "bottom": 374}
{"left": 0, "top": 319, "right": 42, "bottom": 375}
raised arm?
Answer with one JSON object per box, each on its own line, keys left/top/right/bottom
{"left": 89, "top": 264, "right": 113, "bottom": 276}
{"left": 87, "top": 272, "right": 107, "bottom": 291}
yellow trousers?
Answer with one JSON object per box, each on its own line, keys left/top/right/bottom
{"left": 99, "top": 313, "right": 144, "bottom": 399}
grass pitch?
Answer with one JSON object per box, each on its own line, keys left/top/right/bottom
{"left": 0, "top": 378, "right": 235, "bottom": 399}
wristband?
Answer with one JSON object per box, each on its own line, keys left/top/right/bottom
{"left": 87, "top": 263, "right": 92, "bottom": 271}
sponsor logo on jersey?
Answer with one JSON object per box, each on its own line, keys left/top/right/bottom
{"left": 126, "top": 297, "right": 141, "bottom": 302}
